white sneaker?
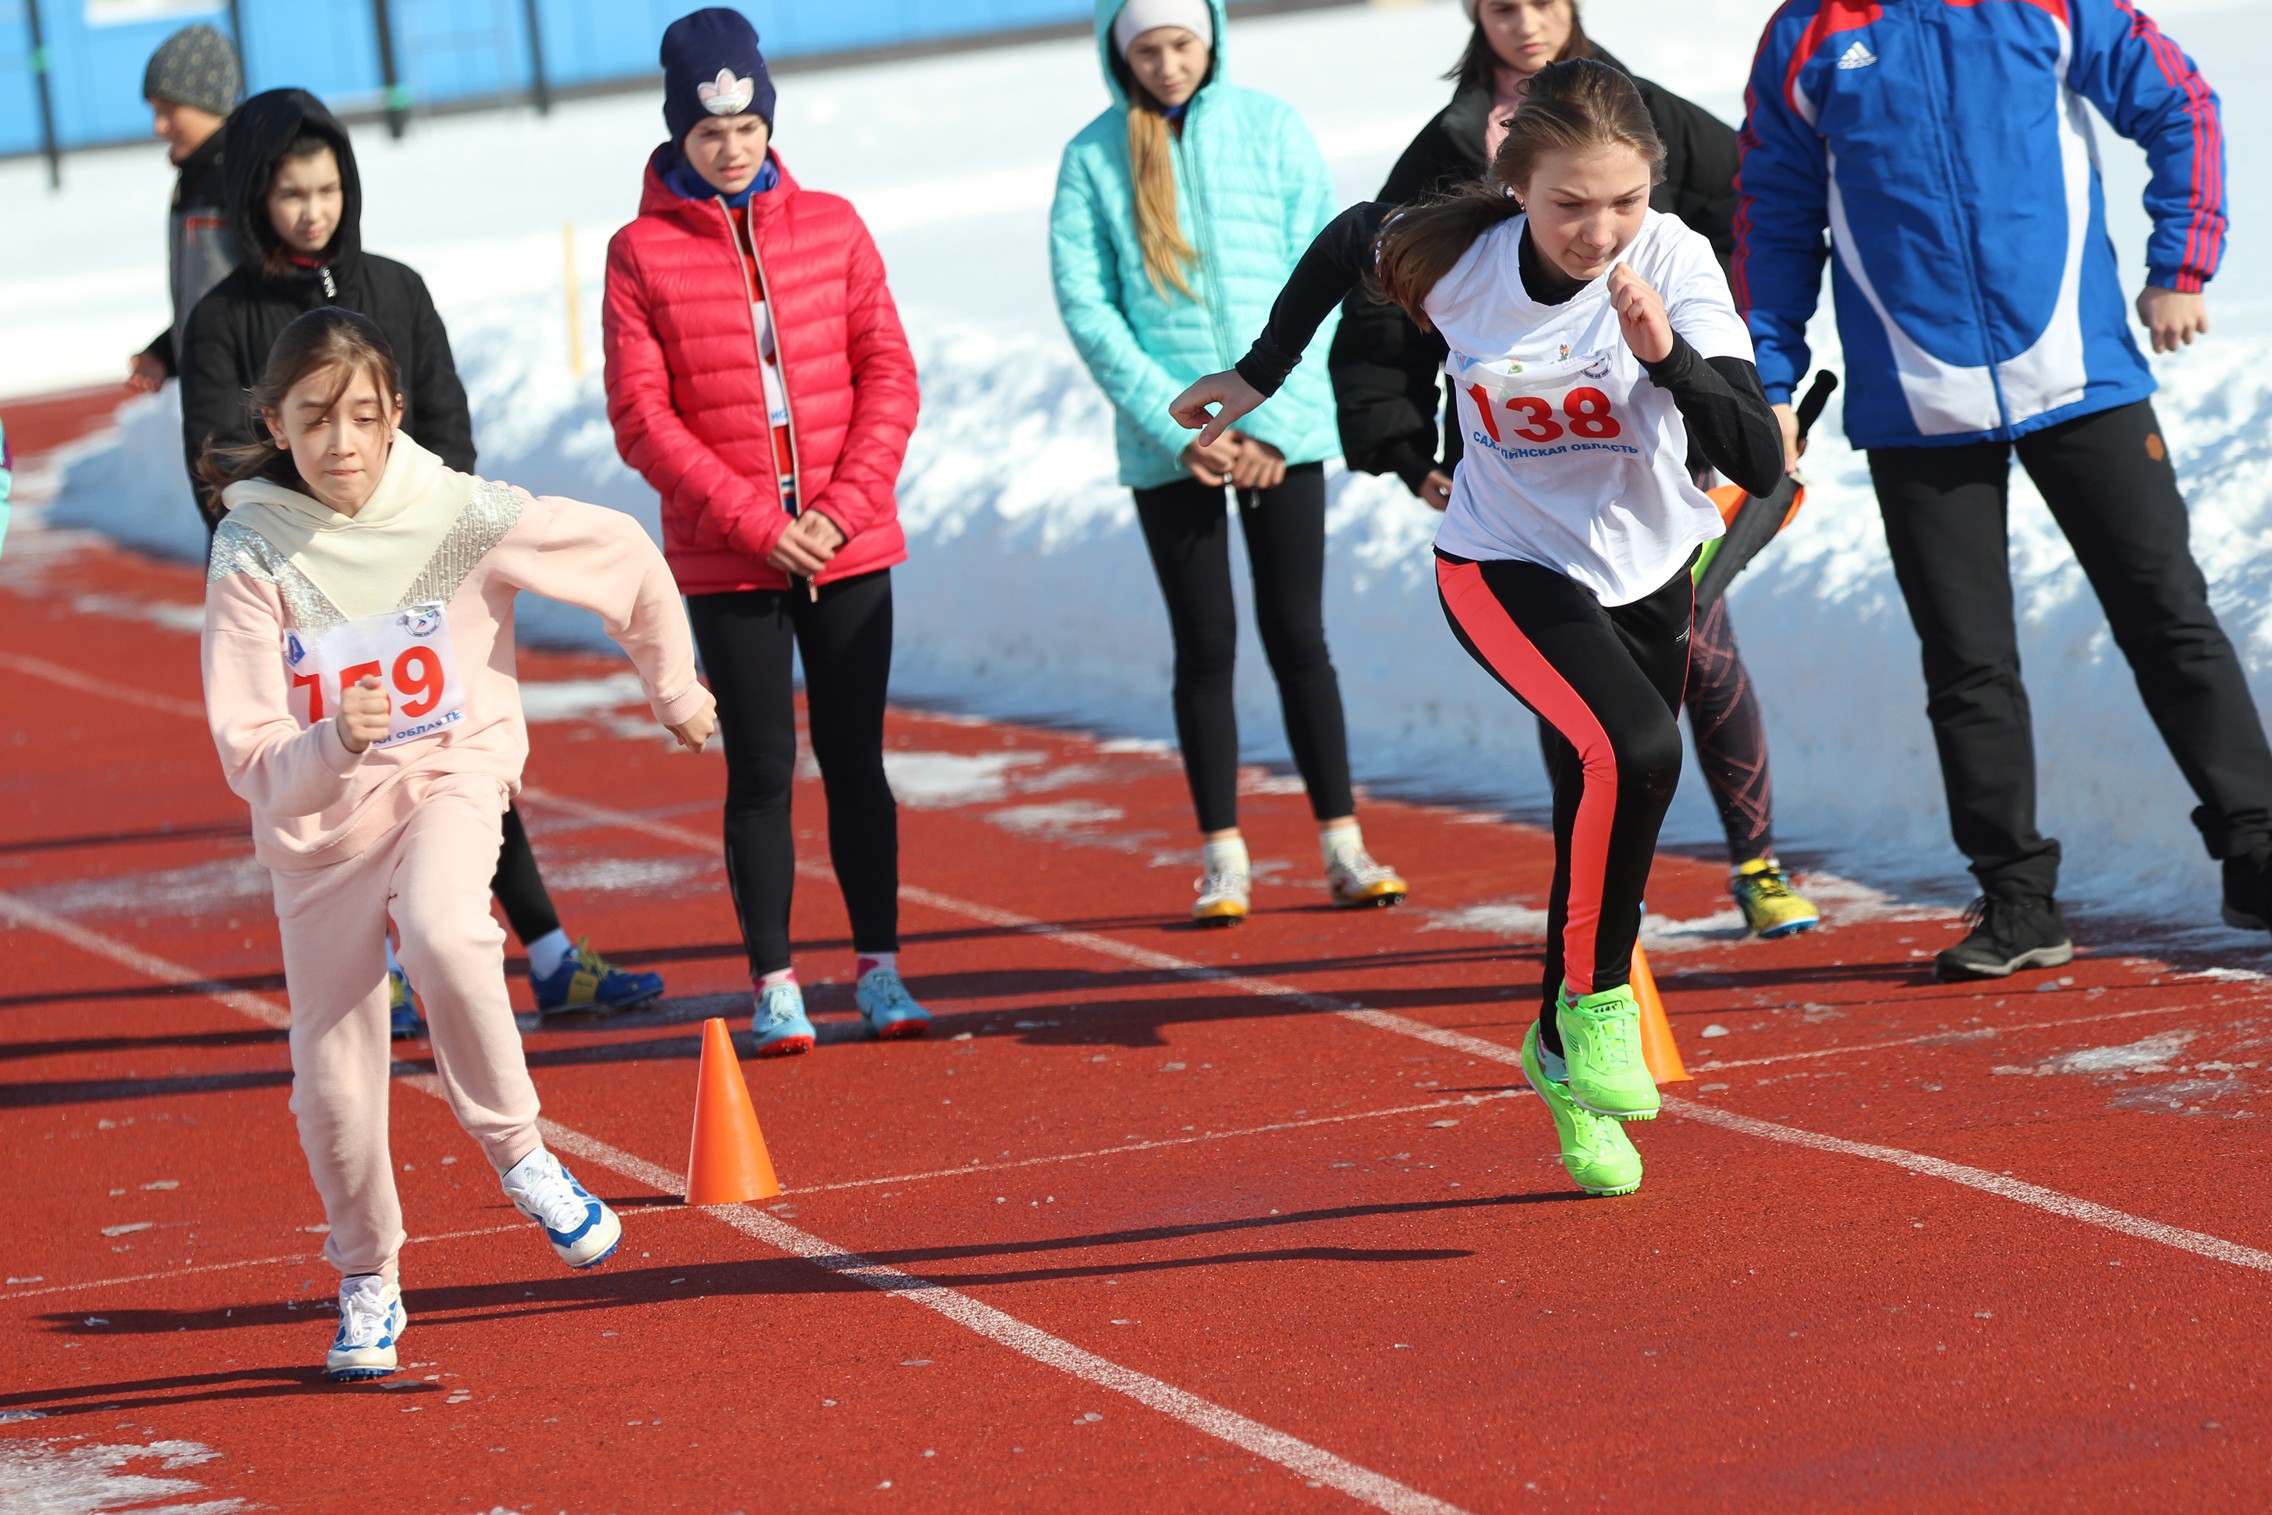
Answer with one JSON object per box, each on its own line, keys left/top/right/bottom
{"left": 1192, "top": 867, "right": 1250, "bottom": 925}
{"left": 1325, "top": 849, "right": 1407, "bottom": 909}
{"left": 327, "top": 1274, "right": 405, "bottom": 1382}
{"left": 501, "top": 1147, "right": 623, "bottom": 1269}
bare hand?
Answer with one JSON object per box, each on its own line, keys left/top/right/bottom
{"left": 1772, "top": 402, "right": 1804, "bottom": 475}
{"left": 1417, "top": 469, "right": 1453, "bottom": 511}
{"left": 1227, "top": 434, "right": 1286, "bottom": 491}
{"left": 1180, "top": 435, "right": 1238, "bottom": 487}
{"left": 764, "top": 513, "right": 839, "bottom": 578}
{"left": 336, "top": 675, "right": 390, "bottom": 754}
{"left": 1170, "top": 369, "right": 1267, "bottom": 449}
{"left": 2137, "top": 285, "right": 2208, "bottom": 354}
{"left": 1607, "top": 264, "right": 1674, "bottom": 364}
{"left": 668, "top": 705, "right": 716, "bottom": 753}
{"left": 127, "top": 352, "right": 166, "bottom": 393}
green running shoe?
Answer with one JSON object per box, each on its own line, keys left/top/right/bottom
{"left": 1521, "top": 1023, "right": 1642, "bottom": 1196}
{"left": 1555, "top": 982, "right": 1660, "bottom": 1121}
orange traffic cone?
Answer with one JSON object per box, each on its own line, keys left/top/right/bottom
{"left": 1631, "top": 945, "right": 1691, "bottom": 1084}
{"left": 685, "top": 1017, "right": 782, "bottom": 1205}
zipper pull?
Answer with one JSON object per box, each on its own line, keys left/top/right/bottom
{"left": 321, "top": 267, "right": 336, "bottom": 299}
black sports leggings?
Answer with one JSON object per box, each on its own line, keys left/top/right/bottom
{"left": 489, "top": 806, "right": 561, "bottom": 947}
{"left": 1132, "top": 462, "right": 1355, "bottom": 834}
{"left": 687, "top": 570, "right": 900, "bottom": 977}
{"left": 1440, "top": 551, "right": 1692, "bottom": 1054}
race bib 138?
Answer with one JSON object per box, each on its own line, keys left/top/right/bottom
{"left": 282, "top": 603, "right": 466, "bottom": 749}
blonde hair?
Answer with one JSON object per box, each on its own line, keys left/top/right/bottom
{"left": 1374, "top": 58, "right": 1664, "bottom": 326}
{"left": 1110, "top": 50, "right": 1200, "bottom": 301}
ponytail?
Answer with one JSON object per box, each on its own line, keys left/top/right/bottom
{"left": 1109, "top": 49, "right": 1200, "bottom": 301}
{"left": 1374, "top": 57, "right": 1664, "bottom": 326}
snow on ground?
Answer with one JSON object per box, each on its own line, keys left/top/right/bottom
{"left": 10, "top": 0, "right": 2272, "bottom": 933}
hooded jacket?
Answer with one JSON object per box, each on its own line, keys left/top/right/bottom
{"left": 139, "top": 127, "right": 238, "bottom": 378}
{"left": 178, "top": 90, "right": 475, "bottom": 520}
{"left": 1049, "top": 0, "right": 1340, "bottom": 489}
{"left": 1326, "top": 49, "right": 1742, "bottom": 492}
{"left": 603, "top": 146, "right": 918, "bottom": 597}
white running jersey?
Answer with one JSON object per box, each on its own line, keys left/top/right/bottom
{"left": 1428, "top": 210, "right": 1752, "bottom": 606}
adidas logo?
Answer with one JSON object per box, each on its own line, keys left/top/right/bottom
{"left": 1837, "top": 40, "right": 1877, "bottom": 70}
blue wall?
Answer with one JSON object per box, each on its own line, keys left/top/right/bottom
{"left": 4, "top": 0, "right": 1093, "bottom": 158}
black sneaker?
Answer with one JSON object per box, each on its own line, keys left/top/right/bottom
{"left": 1934, "top": 894, "right": 2074, "bottom": 982}
{"left": 2222, "top": 853, "right": 2272, "bottom": 931}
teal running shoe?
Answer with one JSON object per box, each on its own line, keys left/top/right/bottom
{"left": 1521, "top": 1023, "right": 1642, "bottom": 1196}
{"left": 855, "top": 967, "right": 931, "bottom": 1040}
{"left": 1556, "top": 982, "right": 1660, "bottom": 1121}
{"left": 751, "top": 980, "right": 816, "bottom": 1057}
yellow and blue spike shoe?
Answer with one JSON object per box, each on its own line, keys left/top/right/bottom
{"left": 1192, "top": 867, "right": 1250, "bottom": 926}
{"left": 388, "top": 964, "right": 425, "bottom": 1040}
{"left": 1732, "top": 857, "right": 1820, "bottom": 938}
{"left": 1555, "top": 981, "right": 1661, "bottom": 1122}
{"left": 530, "top": 937, "right": 664, "bottom": 1014}
{"left": 1521, "top": 1023, "right": 1642, "bottom": 1196}
{"left": 1326, "top": 849, "right": 1408, "bottom": 909}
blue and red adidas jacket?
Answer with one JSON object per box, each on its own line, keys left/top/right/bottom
{"left": 1734, "top": 0, "right": 2225, "bottom": 449}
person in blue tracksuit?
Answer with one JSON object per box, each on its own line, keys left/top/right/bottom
{"left": 1737, "top": 0, "right": 2272, "bottom": 980}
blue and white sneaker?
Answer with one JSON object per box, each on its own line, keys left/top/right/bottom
{"left": 500, "top": 1147, "right": 622, "bottom": 1269}
{"left": 530, "top": 937, "right": 664, "bottom": 1015}
{"left": 388, "top": 964, "right": 425, "bottom": 1039}
{"left": 855, "top": 967, "right": 931, "bottom": 1041}
{"left": 751, "top": 980, "right": 817, "bottom": 1058}
{"left": 326, "top": 1273, "right": 405, "bottom": 1382}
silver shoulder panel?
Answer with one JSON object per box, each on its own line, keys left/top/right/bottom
{"left": 398, "top": 479, "right": 525, "bottom": 610}
{"left": 207, "top": 520, "right": 348, "bottom": 633}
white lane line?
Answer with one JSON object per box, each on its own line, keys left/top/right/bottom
{"left": 0, "top": 1222, "right": 561, "bottom": 1302}
{"left": 796, "top": 1090, "right": 1521, "bottom": 1195}
{"left": 0, "top": 648, "right": 208, "bottom": 723}
{"left": 0, "top": 890, "right": 288, "bottom": 1030}
{"left": 1665, "top": 1098, "right": 2272, "bottom": 1273}
{"left": 518, "top": 784, "right": 2272, "bottom": 1278}
{"left": 532, "top": 1121, "right": 1468, "bottom": 1515}
{"left": 1690, "top": 1002, "right": 2202, "bottom": 1072}
{"left": 14, "top": 902, "right": 1470, "bottom": 1515}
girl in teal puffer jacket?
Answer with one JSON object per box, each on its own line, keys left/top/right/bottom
{"left": 1050, "top": 0, "right": 1406, "bottom": 926}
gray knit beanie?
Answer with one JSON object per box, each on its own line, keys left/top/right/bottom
{"left": 143, "top": 24, "right": 241, "bottom": 118}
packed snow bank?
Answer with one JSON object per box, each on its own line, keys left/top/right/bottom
{"left": 27, "top": 0, "right": 2272, "bottom": 936}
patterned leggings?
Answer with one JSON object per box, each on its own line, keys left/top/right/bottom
{"left": 1684, "top": 596, "right": 1773, "bottom": 864}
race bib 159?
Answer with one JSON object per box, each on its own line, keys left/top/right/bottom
{"left": 282, "top": 603, "right": 466, "bottom": 749}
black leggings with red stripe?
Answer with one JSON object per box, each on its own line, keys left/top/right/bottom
{"left": 1437, "top": 551, "right": 1693, "bottom": 1054}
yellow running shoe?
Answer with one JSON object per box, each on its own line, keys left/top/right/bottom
{"left": 1325, "top": 850, "right": 1408, "bottom": 909}
{"left": 1192, "top": 867, "right": 1249, "bottom": 926}
{"left": 1732, "top": 857, "right": 1820, "bottom": 938}
{"left": 1521, "top": 1023, "right": 1642, "bottom": 1196}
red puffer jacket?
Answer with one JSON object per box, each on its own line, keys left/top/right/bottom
{"left": 603, "top": 147, "right": 918, "bottom": 596}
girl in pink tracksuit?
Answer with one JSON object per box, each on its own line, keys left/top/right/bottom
{"left": 199, "top": 306, "right": 715, "bottom": 1382}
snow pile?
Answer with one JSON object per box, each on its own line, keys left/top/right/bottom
{"left": 26, "top": 0, "right": 2272, "bottom": 932}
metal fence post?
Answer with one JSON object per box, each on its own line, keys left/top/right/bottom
{"left": 371, "top": 0, "right": 408, "bottom": 139}
{"left": 25, "top": 0, "right": 61, "bottom": 189}
{"left": 521, "top": 0, "right": 550, "bottom": 115}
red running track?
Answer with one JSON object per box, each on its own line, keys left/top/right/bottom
{"left": 2, "top": 420, "right": 2269, "bottom": 1511}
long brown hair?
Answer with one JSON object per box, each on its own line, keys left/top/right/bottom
{"left": 1445, "top": 0, "right": 1592, "bottom": 94}
{"left": 1108, "top": 48, "right": 1201, "bottom": 301}
{"left": 195, "top": 307, "right": 404, "bottom": 502}
{"left": 1373, "top": 57, "right": 1663, "bottom": 327}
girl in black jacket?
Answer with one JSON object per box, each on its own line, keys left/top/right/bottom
{"left": 1328, "top": 0, "right": 1819, "bottom": 937}
{"left": 179, "top": 88, "right": 668, "bottom": 1027}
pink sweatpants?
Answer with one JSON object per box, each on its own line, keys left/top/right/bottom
{"left": 270, "top": 773, "right": 542, "bottom": 1279}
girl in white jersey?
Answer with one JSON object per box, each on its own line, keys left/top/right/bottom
{"left": 1172, "top": 60, "right": 1782, "bottom": 1196}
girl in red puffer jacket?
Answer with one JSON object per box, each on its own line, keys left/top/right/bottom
{"left": 604, "top": 7, "right": 925, "bottom": 1057}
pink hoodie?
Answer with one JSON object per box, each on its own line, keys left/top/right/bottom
{"left": 202, "top": 437, "right": 713, "bottom": 872}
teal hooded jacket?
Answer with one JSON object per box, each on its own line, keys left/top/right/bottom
{"left": 1050, "top": 0, "right": 1340, "bottom": 489}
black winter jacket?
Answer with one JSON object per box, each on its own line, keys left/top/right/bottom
{"left": 140, "top": 128, "right": 237, "bottom": 378}
{"left": 1326, "top": 50, "right": 1740, "bottom": 492}
{"left": 179, "top": 89, "right": 474, "bottom": 521}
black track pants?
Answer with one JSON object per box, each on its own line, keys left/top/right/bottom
{"left": 687, "top": 570, "right": 900, "bottom": 978}
{"left": 1871, "top": 399, "right": 2272, "bottom": 897}
{"left": 1439, "top": 552, "right": 1692, "bottom": 1052}
{"left": 1132, "top": 462, "right": 1355, "bottom": 834}
{"left": 488, "top": 805, "right": 562, "bottom": 947}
